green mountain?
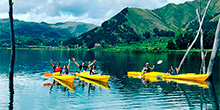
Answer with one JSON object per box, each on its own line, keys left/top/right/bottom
{"left": 64, "top": 0, "right": 220, "bottom": 49}
{"left": 0, "top": 19, "right": 96, "bottom": 47}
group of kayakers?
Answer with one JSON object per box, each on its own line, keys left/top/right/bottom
{"left": 52, "top": 58, "right": 179, "bottom": 76}
{"left": 51, "top": 58, "right": 101, "bottom": 75}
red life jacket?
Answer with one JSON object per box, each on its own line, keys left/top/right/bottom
{"left": 54, "top": 66, "right": 62, "bottom": 72}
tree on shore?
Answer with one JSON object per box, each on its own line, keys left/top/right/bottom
{"left": 8, "top": 0, "right": 15, "bottom": 109}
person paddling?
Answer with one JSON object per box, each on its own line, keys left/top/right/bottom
{"left": 72, "top": 58, "right": 96, "bottom": 72}
{"left": 141, "top": 63, "right": 155, "bottom": 76}
{"left": 61, "top": 59, "right": 71, "bottom": 75}
{"left": 142, "top": 63, "right": 155, "bottom": 73}
{"left": 51, "top": 59, "right": 62, "bottom": 72}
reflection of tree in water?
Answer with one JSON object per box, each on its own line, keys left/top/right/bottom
{"left": 207, "top": 81, "right": 219, "bottom": 110}
{"left": 141, "top": 80, "right": 219, "bottom": 109}
{"left": 9, "top": 84, "right": 14, "bottom": 110}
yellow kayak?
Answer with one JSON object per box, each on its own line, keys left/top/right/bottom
{"left": 53, "top": 72, "right": 75, "bottom": 83}
{"left": 127, "top": 71, "right": 165, "bottom": 78}
{"left": 162, "top": 78, "right": 209, "bottom": 88}
{"left": 162, "top": 74, "right": 209, "bottom": 81}
{"left": 76, "top": 72, "right": 110, "bottom": 82}
{"left": 127, "top": 71, "right": 209, "bottom": 81}
{"left": 54, "top": 78, "right": 75, "bottom": 92}
{"left": 78, "top": 77, "right": 110, "bottom": 90}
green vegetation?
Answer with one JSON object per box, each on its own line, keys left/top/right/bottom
{"left": 0, "top": 19, "right": 96, "bottom": 47}
{"left": 1, "top": 0, "right": 220, "bottom": 53}
{"left": 63, "top": 0, "right": 220, "bottom": 52}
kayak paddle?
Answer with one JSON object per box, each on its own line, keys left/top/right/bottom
{"left": 157, "top": 60, "right": 163, "bottom": 65}
{"left": 138, "top": 60, "right": 163, "bottom": 78}
{"left": 43, "top": 83, "right": 53, "bottom": 86}
{"left": 44, "top": 73, "right": 53, "bottom": 77}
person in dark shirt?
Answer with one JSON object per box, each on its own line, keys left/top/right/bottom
{"left": 72, "top": 58, "right": 96, "bottom": 72}
{"left": 141, "top": 63, "right": 155, "bottom": 73}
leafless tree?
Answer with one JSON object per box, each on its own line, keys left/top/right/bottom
{"left": 178, "top": 0, "right": 212, "bottom": 72}
{"left": 8, "top": 0, "right": 15, "bottom": 109}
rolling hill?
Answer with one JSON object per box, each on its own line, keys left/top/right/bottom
{"left": 63, "top": 0, "right": 220, "bottom": 49}
{"left": 0, "top": 19, "right": 96, "bottom": 47}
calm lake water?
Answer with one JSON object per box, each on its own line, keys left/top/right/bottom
{"left": 0, "top": 49, "right": 220, "bottom": 110}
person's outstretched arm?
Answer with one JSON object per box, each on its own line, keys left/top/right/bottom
{"left": 88, "top": 60, "right": 97, "bottom": 68}
{"left": 151, "top": 65, "right": 155, "bottom": 70}
{"left": 175, "top": 67, "right": 179, "bottom": 73}
{"left": 51, "top": 59, "right": 55, "bottom": 68}
{"left": 67, "top": 59, "right": 71, "bottom": 70}
{"left": 72, "top": 58, "right": 80, "bottom": 67}
{"left": 88, "top": 66, "right": 92, "bottom": 71}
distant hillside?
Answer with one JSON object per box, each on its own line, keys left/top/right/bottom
{"left": 63, "top": 0, "right": 220, "bottom": 49}
{"left": 49, "top": 21, "right": 97, "bottom": 36}
{"left": 0, "top": 19, "right": 96, "bottom": 47}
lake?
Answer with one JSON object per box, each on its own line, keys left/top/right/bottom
{"left": 0, "top": 49, "right": 220, "bottom": 109}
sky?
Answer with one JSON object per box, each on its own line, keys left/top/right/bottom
{"left": 0, "top": 0, "right": 194, "bottom": 25}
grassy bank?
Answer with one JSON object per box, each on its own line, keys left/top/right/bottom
{"left": 92, "top": 46, "right": 213, "bottom": 53}
{"left": 1, "top": 41, "right": 214, "bottom": 54}
{"left": 0, "top": 47, "right": 76, "bottom": 51}
{"left": 1, "top": 46, "right": 214, "bottom": 53}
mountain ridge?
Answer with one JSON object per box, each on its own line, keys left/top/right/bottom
{"left": 0, "top": 18, "right": 97, "bottom": 47}
{"left": 63, "top": 0, "right": 220, "bottom": 49}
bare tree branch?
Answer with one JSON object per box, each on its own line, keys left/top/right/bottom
{"left": 207, "top": 17, "right": 220, "bottom": 75}
{"left": 178, "top": 0, "right": 212, "bottom": 71}
{"left": 196, "top": 9, "right": 206, "bottom": 74}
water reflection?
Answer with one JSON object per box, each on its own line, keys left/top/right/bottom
{"left": 78, "top": 77, "right": 110, "bottom": 90}
{"left": 49, "top": 78, "right": 75, "bottom": 98}
{"left": 1, "top": 49, "right": 220, "bottom": 109}
{"left": 9, "top": 82, "right": 14, "bottom": 110}
{"left": 88, "top": 83, "right": 95, "bottom": 96}
{"left": 207, "top": 80, "right": 219, "bottom": 110}
{"left": 126, "top": 75, "right": 219, "bottom": 109}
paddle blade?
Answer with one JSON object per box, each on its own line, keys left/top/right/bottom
{"left": 43, "top": 73, "right": 53, "bottom": 77}
{"left": 43, "top": 83, "right": 53, "bottom": 86}
{"left": 157, "top": 60, "right": 163, "bottom": 65}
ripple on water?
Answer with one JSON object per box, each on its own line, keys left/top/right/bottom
{"left": 0, "top": 76, "right": 9, "bottom": 109}
{"left": 1, "top": 49, "right": 219, "bottom": 109}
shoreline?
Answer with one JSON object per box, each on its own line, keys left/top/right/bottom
{"left": 0, "top": 47, "right": 214, "bottom": 53}
{"left": 91, "top": 47, "right": 213, "bottom": 53}
{"left": 0, "top": 47, "right": 76, "bottom": 51}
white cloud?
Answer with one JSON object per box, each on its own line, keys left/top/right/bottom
{"left": 167, "top": 0, "right": 194, "bottom": 4}
{"left": 0, "top": 0, "right": 194, "bottom": 25}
